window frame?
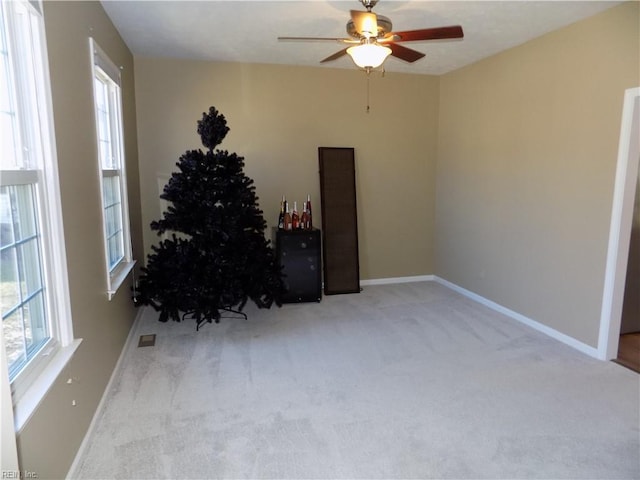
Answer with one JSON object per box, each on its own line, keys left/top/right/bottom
{"left": 0, "top": 0, "right": 79, "bottom": 432}
{"left": 89, "top": 38, "right": 135, "bottom": 300}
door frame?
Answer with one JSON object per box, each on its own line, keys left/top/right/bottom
{"left": 599, "top": 87, "right": 640, "bottom": 360}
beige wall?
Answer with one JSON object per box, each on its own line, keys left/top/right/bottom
{"left": 16, "top": 2, "right": 144, "bottom": 478}
{"left": 436, "top": 2, "right": 640, "bottom": 347}
{"left": 134, "top": 60, "right": 440, "bottom": 280}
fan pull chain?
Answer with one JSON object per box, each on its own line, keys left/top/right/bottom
{"left": 366, "top": 74, "right": 370, "bottom": 113}
{"left": 366, "top": 68, "right": 371, "bottom": 114}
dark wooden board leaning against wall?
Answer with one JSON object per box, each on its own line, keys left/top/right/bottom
{"left": 318, "top": 147, "right": 360, "bottom": 295}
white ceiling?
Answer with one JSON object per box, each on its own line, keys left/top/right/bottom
{"left": 100, "top": 0, "right": 621, "bottom": 75}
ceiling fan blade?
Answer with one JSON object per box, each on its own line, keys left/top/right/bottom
{"left": 383, "top": 25, "right": 464, "bottom": 43}
{"left": 387, "top": 43, "right": 425, "bottom": 63}
{"left": 320, "top": 48, "right": 349, "bottom": 63}
{"left": 278, "top": 36, "right": 356, "bottom": 43}
{"left": 350, "top": 10, "right": 378, "bottom": 37}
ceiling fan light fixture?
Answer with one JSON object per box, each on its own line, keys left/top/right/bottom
{"left": 347, "top": 43, "right": 391, "bottom": 69}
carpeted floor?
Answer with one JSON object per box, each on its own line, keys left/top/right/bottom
{"left": 73, "top": 281, "right": 640, "bottom": 479}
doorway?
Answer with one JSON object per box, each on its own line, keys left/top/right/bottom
{"left": 616, "top": 168, "right": 640, "bottom": 372}
{"left": 599, "top": 87, "right": 640, "bottom": 361}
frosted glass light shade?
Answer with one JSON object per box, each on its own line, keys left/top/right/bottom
{"left": 347, "top": 44, "right": 391, "bottom": 69}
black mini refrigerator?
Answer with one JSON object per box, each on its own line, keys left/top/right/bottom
{"left": 274, "top": 228, "right": 322, "bottom": 303}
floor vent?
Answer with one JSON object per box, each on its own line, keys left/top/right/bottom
{"left": 138, "top": 334, "right": 156, "bottom": 347}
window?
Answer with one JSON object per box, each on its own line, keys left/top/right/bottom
{"left": 0, "top": 0, "right": 78, "bottom": 429}
{"left": 90, "top": 39, "right": 134, "bottom": 299}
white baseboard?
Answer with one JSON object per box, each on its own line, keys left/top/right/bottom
{"left": 360, "top": 275, "right": 435, "bottom": 286}
{"left": 433, "top": 276, "right": 600, "bottom": 359}
{"left": 66, "top": 306, "right": 146, "bottom": 479}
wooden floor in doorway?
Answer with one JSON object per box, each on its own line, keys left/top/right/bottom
{"left": 615, "top": 333, "right": 640, "bottom": 373}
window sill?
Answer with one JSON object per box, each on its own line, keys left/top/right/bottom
{"left": 107, "top": 260, "right": 136, "bottom": 301}
{"left": 13, "top": 338, "right": 82, "bottom": 433}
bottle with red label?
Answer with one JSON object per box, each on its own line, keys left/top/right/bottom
{"left": 291, "top": 201, "right": 300, "bottom": 230}
{"left": 283, "top": 202, "right": 292, "bottom": 231}
{"left": 300, "top": 201, "right": 309, "bottom": 230}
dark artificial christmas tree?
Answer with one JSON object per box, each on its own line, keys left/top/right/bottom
{"left": 136, "top": 106, "right": 284, "bottom": 328}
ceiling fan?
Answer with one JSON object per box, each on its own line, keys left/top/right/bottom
{"left": 277, "top": 0, "right": 464, "bottom": 71}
